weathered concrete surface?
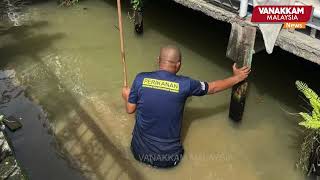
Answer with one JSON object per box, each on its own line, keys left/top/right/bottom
{"left": 0, "top": 131, "right": 27, "bottom": 180}
{"left": 173, "top": 0, "right": 253, "bottom": 25}
{"left": 172, "top": 0, "right": 320, "bottom": 65}
{"left": 277, "top": 30, "right": 320, "bottom": 65}
{"left": 0, "top": 70, "right": 27, "bottom": 180}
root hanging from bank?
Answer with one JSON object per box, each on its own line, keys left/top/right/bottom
{"left": 279, "top": 105, "right": 300, "bottom": 116}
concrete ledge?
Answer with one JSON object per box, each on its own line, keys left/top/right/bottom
{"left": 277, "top": 30, "right": 320, "bottom": 65}
{"left": 173, "top": 0, "right": 253, "bottom": 25}
{"left": 172, "top": 0, "right": 320, "bottom": 65}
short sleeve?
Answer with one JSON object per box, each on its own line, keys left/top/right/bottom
{"left": 189, "top": 78, "right": 208, "bottom": 97}
{"left": 128, "top": 76, "right": 140, "bottom": 104}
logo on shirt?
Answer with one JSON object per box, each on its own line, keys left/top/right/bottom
{"left": 200, "top": 81, "right": 206, "bottom": 91}
{"left": 142, "top": 78, "right": 180, "bottom": 93}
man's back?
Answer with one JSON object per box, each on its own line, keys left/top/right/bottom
{"left": 128, "top": 70, "right": 208, "bottom": 167}
{"left": 122, "top": 46, "right": 250, "bottom": 168}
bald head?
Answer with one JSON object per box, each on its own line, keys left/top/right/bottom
{"left": 159, "top": 45, "right": 181, "bottom": 63}
{"left": 158, "top": 45, "right": 182, "bottom": 74}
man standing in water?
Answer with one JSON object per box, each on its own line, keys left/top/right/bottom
{"left": 122, "top": 45, "right": 250, "bottom": 168}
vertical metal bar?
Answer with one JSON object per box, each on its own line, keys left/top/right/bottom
{"left": 239, "top": 0, "right": 248, "bottom": 18}
{"left": 310, "top": 28, "right": 317, "bottom": 38}
{"left": 314, "top": 9, "right": 320, "bottom": 19}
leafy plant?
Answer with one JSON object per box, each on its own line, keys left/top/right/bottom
{"left": 295, "top": 81, "right": 320, "bottom": 174}
{"left": 131, "top": 0, "right": 143, "bottom": 11}
{"left": 296, "top": 81, "right": 320, "bottom": 129}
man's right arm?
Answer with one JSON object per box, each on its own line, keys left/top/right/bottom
{"left": 207, "top": 64, "right": 250, "bottom": 94}
{"left": 122, "top": 74, "right": 140, "bottom": 114}
{"left": 122, "top": 87, "right": 137, "bottom": 114}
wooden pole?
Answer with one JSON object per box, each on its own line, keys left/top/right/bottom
{"left": 117, "top": 0, "right": 128, "bottom": 87}
{"left": 226, "top": 23, "right": 256, "bottom": 122}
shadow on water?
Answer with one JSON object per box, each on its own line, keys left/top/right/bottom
{"left": 104, "top": 0, "right": 231, "bottom": 66}
{"left": 0, "top": 21, "right": 63, "bottom": 67}
{"left": 0, "top": 72, "right": 86, "bottom": 180}
{"left": 0, "top": 21, "right": 49, "bottom": 36}
{"left": 27, "top": 55, "right": 144, "bottom": 180}
{"left": 0, "top": 19, "right": 143, "bottom": 179}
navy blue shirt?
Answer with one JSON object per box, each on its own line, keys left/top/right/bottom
{"left": 129, "top": 70, "right": 208, "bottom": 161}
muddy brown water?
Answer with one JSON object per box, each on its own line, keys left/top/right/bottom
{"left": 0, "top": 0, "right": 319, "bottom": 179}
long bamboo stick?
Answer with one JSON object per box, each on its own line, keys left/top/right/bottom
{"left": 117, "top": 0, "right": 128, "bottom": 87}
